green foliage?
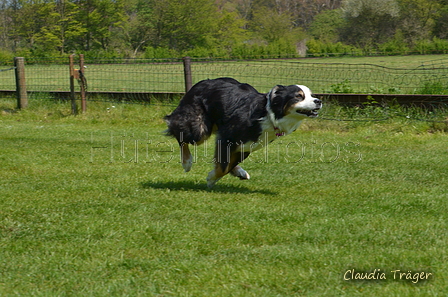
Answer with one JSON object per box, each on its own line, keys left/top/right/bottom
{"left": 340, "top": 0, "right": 400, "bottom": 48}
{"left": 377, "top": 30, "right": 410, "bottom": 55}
{"left": 309, "top": 9, "right": 346, "bottom": 43}
{"left": 229, "top": 39, "right": 299, "bottom": 59}
{"left": 397, "top": 0, "right": 441, "bottom": 44}
{"left": 144, "top": 46, "right": 179, "bottom": 59}
{"left": 84, "top": 49, "right": 128, "bottom": 60}
{"left": 0, "top": 50, "right": 14, "bottom": 65}
{"left": 414, "top": 37, "right": 448, "bottom": 54}
{"left": 434, "top": 5, "right": 448, "bottom": 39}
{"left": 329, "top": 79, "right": 355, "bottom": 93}
{"left": 214, "top": 10, "right": 248, "bottom": 48}
{"left": 140, "top": 38, "right": 300, "bottom": 60}
{"left": 250, "top": 6, "right": 304, "bottom": 44}
{"left": 418, "top": 81, "right": 448, "bottom": 95}
{"left": 182, "top": 46, "right": 229, "bottom": 59}
{"left": 57, "top": 1, "right": 88, "bottom": 52}
{"left": 143, "top": 0, "right": 220, "bottom": 51}
{"left": 307, "top": 39, "right": 360, "bottom": 57}
{"left": 2, "top": 0, "right": 448, "bottom": 59}
{"left": 268, "top": 38, "right": 300, "bottom": 56}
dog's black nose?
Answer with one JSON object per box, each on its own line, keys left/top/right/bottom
{"left": 314, "top": 99, "right": 322, "bottom": 105}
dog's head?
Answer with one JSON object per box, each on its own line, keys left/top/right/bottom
{"left": 268, "top": 84, "right": 322, "bottom": 119}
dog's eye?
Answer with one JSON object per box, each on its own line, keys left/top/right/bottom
{"left": 296, "top": 92, "right": 305, "bottom": 100}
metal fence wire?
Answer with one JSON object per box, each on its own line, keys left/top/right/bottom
{"left": 187, "top": 59, "right": 448, "bottom": 95}
{"left": 1, "top": 57, "right": 448, "bottom": 112}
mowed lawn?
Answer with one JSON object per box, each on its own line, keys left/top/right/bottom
{"left": 0, "top": 100, "right": 447, "bottom": 296}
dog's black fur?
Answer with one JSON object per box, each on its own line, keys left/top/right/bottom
{"left": 164, "top": 77, "right": 321, "bottom": 187}
{"left": 165, "top": 77, "right": 269, "bottom": 145}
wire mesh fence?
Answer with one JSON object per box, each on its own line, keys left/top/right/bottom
{"left": 188, "top": 59, "right": 448, "bottom": 95}
{"left": 0, "top": 59, "right": 16, "bottom": 91}
{"left": 1, "top": 56, "right": 448, "bottom": 114}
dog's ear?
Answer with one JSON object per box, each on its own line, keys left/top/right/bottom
{"left": 267, "top": 85, "right": 286, "bottom": 119}
{"left": 267, "top": 85, "right": 285, "bottom": 100}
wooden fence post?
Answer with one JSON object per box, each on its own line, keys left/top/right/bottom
{"left": 182, "top": 56, "right": 192, "bottom": 93}
{"left": 79, "top": 54, "right": 87, "bottom": 113}
{"left": 14, "top": 57, "right": 28, "bottom": 109}
{"left": 69, "top": 54, "right": 78, "bottom": 115}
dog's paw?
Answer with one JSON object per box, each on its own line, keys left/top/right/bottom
{"left": 182, "top": 155, "right": 193, "bottom": 172}
{"left": 206, "top": 170, "right": 222, "bottom": 188}
{"left": 230, "top": 166, "right": 250, "bottom": 180}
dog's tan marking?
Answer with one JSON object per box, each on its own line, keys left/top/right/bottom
{"left": 207, "top": 151, "right": 250, "bottom": 188}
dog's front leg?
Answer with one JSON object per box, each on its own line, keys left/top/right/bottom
{"left": 207, "top": 143, "right": 250, "bottom": 188}
{"left": 207, "top": 140, "right": 231, "bottom": 188}
{"left": 180, "top": 142, "right": 193, "bottom": 172}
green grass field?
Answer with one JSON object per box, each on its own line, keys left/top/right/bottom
{"left": 0, "top": 98, "right": 447, "bottom": 296}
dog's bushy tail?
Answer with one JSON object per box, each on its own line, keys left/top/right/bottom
{"left": 163, "top": 114, "right": 174, "bottom": 137}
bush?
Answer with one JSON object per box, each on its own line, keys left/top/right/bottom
{"left": 413, "top": 38, "right": 448, "bottom": 55}
{"left": 378, "top": 30, "right": 410, "bottom": 55}
{"left": 307, "top": 36, "right": 448, "bottom": 57}
{"left": 329, "top": 79, "right": 354, "bottom": 93}
{"left": 418, "top": 81, "right": 448, "bottom": 95}
{"left": 414, "top": 39, "right": 433, "bottom": 55}
{"left": 431, "top": 37, "right": 448, "bottom": 54}
{"left": 264, "top": 39, "right": 298, "bottom": 58}
{"left": 306, "top": 39, "right": 359, "bottom": 57}
{"left": 144, "top": 47, "right": 179, "bottom": 59}
{"left": 0, "top": 50, "right": 14, "bottom": 65}
{"left": 228, "top": 38, "right": 299, "bottom": 59}
{"left": 230, "top": 43, "right": 259, "bottom": 59}
{"left": 182, "top": 47, "right": 228, "bottom": 59}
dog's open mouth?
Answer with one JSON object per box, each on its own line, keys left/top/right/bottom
{"left": 296, "top": 108, "right": 320, "bottom": 117}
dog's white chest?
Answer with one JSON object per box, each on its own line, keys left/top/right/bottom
{"left": 237, "top": 131, "right": 277, "bottom": 153}
{"left": 236, "top": 116, "right": 303, "bottom": 153}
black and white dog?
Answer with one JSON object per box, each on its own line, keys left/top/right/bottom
{"left": 164, "top": 77, "right": 322, "bottom": 188}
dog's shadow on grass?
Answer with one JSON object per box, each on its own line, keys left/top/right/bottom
{"left": 141, "top": 180, "right": 277, "bottom": 195}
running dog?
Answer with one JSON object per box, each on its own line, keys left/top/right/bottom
{"left": 164, "top": 77, "right": 322, "bottom": 188}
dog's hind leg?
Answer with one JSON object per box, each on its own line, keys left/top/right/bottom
{"left": 229, "top": 151, "right": 251, "bottom": 180}
{"left": 207, "top": 140, "right": 230, "bottom": 188}
{"left": 180, "top": 142, "right": 193, "bottom": 172}
{"left": 230, "top": 165, "right": 250, "bottom": 180}
{"left": 207, "top": 145, "right": 250, "bottom": 188}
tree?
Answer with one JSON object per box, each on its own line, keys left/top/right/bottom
{"left": 309, "top": 8, "right": 345, "bottom": 43}
{"left": 9, "top": 1, "right": 61, "bottom": 53}
{"left": 0, "top": 0, "right": 11, "bottom": 50}
{"left": 213, "top": 10, "right": 248, "bottom": 50}
{"left": 250, "top": 5, "right": 303, "bottom": 43}
{"left": 249, "top": 0, "right": 343, "bottom": 29}
{"left": 340, "top": 0, "right": 400, "bottom": 48}
{"left": 119, "top": 0, "right": 154, "bottom": 57}
{"left": 147, "top": 0, "right": 219, "bottom": 51}
{"left": 434, "top": 5, "right": 448, "bottom": 39}
{"left": 75, "top": 0, "right": 125, "bottom": 51}
{"left": 54, "top": 0, "right": 87, "bottom": 54}
{"left": 397, "top": 0, "right": 441, "bottom": 44}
